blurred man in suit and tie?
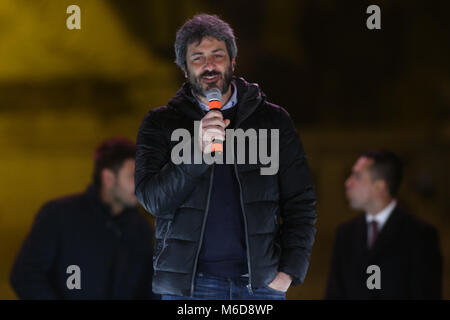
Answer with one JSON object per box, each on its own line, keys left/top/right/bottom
{"left": 326, "top": 150, "right": 442, "bottom": 299}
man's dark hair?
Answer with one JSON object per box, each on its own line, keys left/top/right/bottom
{"left": 174, "top": 13, "right": 237, "bottom": 71}
{"left": 361, "top": 149, "right": 403, "bottom": 197}
{"left": 93, "top": 137, "right": 136, "bottom": 188}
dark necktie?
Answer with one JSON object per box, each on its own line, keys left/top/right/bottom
{"left": 369, "top": 221, "right": 378, "bottom": 249}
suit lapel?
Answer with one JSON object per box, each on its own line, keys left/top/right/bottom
{"left": 355, "top": 214, "right": 369, "bottom": 260}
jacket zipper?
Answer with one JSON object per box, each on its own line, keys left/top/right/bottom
{"left": 232, "top": 111, "right": 255, "bottom": 295}
{"left": 190, "top": 165, "right": 215, "bottom": 297}
{"left": 233, "top": 162, "right": 253, "bottom": 295}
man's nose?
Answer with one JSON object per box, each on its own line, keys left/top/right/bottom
{"left": 345, "top": 177, "right": 352, "bottom": 188}
{"left": 204, "top": 56, "right": 215, "bottom": 71}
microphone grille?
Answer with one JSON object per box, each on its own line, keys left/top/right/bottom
{"left": 205, "top": 88, "right": 222, "bottom": 102}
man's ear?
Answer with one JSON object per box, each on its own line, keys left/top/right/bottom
{"left": 231, "top": 58, "right": 236, "bottom": 72}
{"left": 101, "top": 168, "right": 115, "bottom": 189}
{"left": 374, "top": 179, "right": 388, "bottom": 195}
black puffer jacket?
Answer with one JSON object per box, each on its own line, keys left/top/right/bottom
{"left": 135, "top": 77, "right": 317, "bottom": 297}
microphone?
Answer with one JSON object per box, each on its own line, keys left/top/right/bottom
{"left": 205, "top": 88, "right": 223, "bottom": 154}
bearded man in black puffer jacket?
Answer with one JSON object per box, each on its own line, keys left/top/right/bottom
{"left": 135, "top": 14, "right": 317, "bottom": 300}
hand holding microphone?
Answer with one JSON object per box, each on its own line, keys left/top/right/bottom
{"left": 198, "top": 88, "right": 230, "bottom": 154}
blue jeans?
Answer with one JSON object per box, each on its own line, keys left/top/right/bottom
{"left": 162, "top": 273, "right": 286, "bottom": 300}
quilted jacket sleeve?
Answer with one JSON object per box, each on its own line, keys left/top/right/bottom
{"left": 277, "top": 107, "right": 317, "bottom": 285}
{"left": 135, "top": 109, "right": 211, "bottom": 218}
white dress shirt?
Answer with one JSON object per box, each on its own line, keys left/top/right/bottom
{"left": 365, "top": 199, "right": 397, "bottom": 247}
{"left": 193, "top": 82, "right": 238, "bottom": 112}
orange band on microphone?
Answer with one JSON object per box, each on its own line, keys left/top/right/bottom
{"left": 212, "top": 143, "right": 223, "bottom": 153}
{"left": 209, "top": 100, "right": 221, "bottom": 110}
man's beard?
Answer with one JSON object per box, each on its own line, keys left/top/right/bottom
{"left": 188, "top": 64, "right": 233, "bottom": 98}
{"left": 111, "top": 185, "right": 137, "bottom": 211}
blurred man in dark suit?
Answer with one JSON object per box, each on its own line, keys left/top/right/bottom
{"left": 10, "top": 137, "right": 159, "bottom": 300}
{"left": 326, "top": 150, "right": 442, "bottom": 299}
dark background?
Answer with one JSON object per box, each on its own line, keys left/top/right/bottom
{"left": 0, "top": 0, "right": 448, "bottom": 299}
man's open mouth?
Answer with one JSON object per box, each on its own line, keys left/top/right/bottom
{"left": 202, "top": 74, "right": 221, "bottom": 83}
